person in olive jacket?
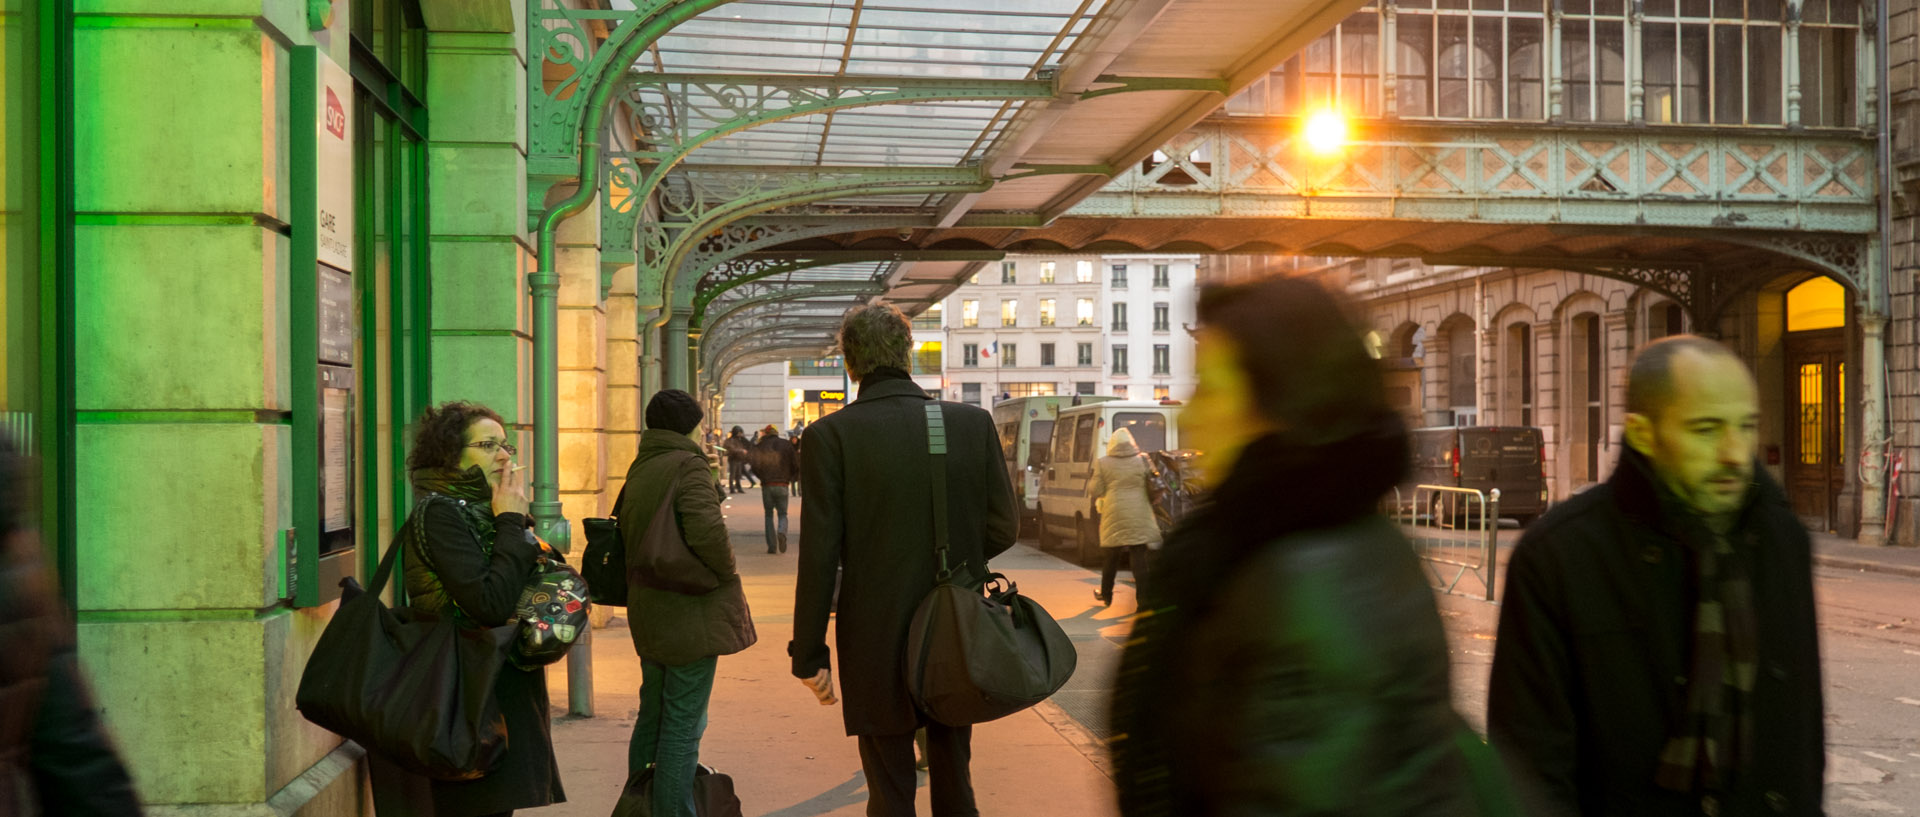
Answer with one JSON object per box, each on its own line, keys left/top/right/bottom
{"left": 1489, "top": 337, "right": 1823, "bottom": 817}
{"left": 620, "top": 390, "right": 757, "bottom": 817}
{"left": 377, "top": 401, "right": 564, "bottom": 817}
{"left": 1110, "top": 278, "right": 1507, "bottom": 817}
{"left": 790, "top": 302, "right": 1018, "bottom": 817}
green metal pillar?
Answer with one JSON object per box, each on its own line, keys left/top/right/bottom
{"left": 664, "top": 310, "right": 691, "bottom": 390}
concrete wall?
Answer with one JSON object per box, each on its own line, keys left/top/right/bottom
{"left": 719, "top": 362, "right": 788, "bottom": 435}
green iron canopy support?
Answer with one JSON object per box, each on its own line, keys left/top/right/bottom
{"left": 701, "top": 282, "right": 886, "bottom": 330}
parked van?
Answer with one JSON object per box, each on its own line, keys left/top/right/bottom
{"left": 992, "top": 395, "right": 1116, "bottom": 534}
{"left": 1406, "top": 425, "right": 1549, "bottom": 525}
{"left": 1035, "top": 400, "right": 1182, "bottom": 564}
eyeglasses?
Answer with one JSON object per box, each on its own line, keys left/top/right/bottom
{"left": 466, "top": 440, "right": 517, "bottom": 456}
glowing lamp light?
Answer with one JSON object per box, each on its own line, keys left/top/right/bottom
{"left": 1302, "top": 109, "right": 1349, "bottom": 157}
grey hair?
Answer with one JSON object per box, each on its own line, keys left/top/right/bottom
{"left": 838, "top": 302, "right": 912, "bottom": 379}
{"left": 1625, "top": 334, "right": 1742, "bottom": 417}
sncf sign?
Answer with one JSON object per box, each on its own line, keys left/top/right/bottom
{"left": 323, "top": 87, "right": 346, "bottom": 140}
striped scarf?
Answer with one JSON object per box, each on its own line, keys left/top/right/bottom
{"left": 1655, "top": 524, "right": 1760, "bottom": 795}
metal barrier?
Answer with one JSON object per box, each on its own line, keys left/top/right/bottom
{"left": 1383, "top": 485, "right": 1500, "bottom": 601}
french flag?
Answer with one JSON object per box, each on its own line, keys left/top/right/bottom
{"left": 981, "top": 341, "right": 996, "bottom": 359}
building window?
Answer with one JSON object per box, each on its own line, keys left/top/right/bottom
{"left": 969, "top": 270, "right": 979, "bottom": 284}
{"left": 1153, "top": 303, "right": 1169, "bottom": 332}
{"left": 1002, "top": 382, "right": 1057, "bottom": 399}
{"left": 1640, "top": 0, "right": 1786, "bottom": 124}
{"left": 911, "top": 302, "right": 944, "bottom": 329}
{"left": 1153, "top": 345, "right": 1170, "bottom": 375}
{"left": 1076, "top": 260, "right": 1094, "bottom": 283}
{"left": 1001, "top": 261, "right": 1017, "bottom": 284}
{"left": 1113, "top": 345, "right": 1130, "bottom": 375}
{"left": 1503, "top": 324, "right": 1533, "bottom": 426}
{"left": 963, "top": 343, "right": 980, "bottom": 367}
{"left": 1039, "top": 299, "right": 1056, "bottom": 326}
{"left": 1077, "top": 343, "right": 1093, "bottom": 367}
{"left": 962, "top": 382, "right": 982, "bottom": 405}
{"left": 1002, "top": 343, "right": 1018, "bottom": 367}
{"left": 1396, "top": 1, "right": 1547, "bottom": 120}
{"left": 1111, "top": 264, "right": 1129, "bottom": 289}
{"left": 1114, "top": 384, "right": 1129, "bottom": 399}
{"left": 1112, "top": 302, "right": 1128, "bottom": 331}
{"left": 1077, "top": 299, "right": 1095, "bottom": 326}
{"left": 1076, "top": 381, "right": 1096, "bottom": 395}
{"left": 1153, "top": 264, "right": 1170, "bottom": 288}
{"left": 1563, "top": 1, "right": 1629, "bottom": 121}
{"left": 962, "top": 299, "right": 979, "bottom": 328}
{"left": 912, "top": 340, "right": 943, "bottom": 375}
{"left": 789, "top": 357, "right": 845, "bottom": 377}
{"left": 1001, "top": 299, "right": 1018, "bottom": 327}
{"left": 1232, "top": 15, "right": 1385, "bottom": 116}
{"left": 1799, "top": 0, "right": 1859, "bottom": 127}
{"left": 1039, "top": 261, "right": 1056, "bottom": 284}
{"left": 1154, "top": 385, "right": 1170, "bottom": 400}
{"left": 1041, "top": 343, "right": 1056, "bottom": 366}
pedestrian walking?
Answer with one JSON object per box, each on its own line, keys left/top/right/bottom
{"left": 723, "top": 427, "right": 755, "bottom": 493}
{"left": 1110, "top": 277, "right": 1506, "bottom": 817}
{"left": 1085, "top": 426, "right": 1160, "bottom": 605}
{"left": 373, "top": 401, "right": 565, "bottom": 816}
{"left": 619, "top": 390, "right": 756, "bottom": 817}
{"left": 752, "top": 425, "right": 799, "bottom": 554}
{"left": 1489, "top": 335, "right": 1823, "bottom": 817}
{"left": 790, "top": 302, "right": 1018, "bottom": 817}
{"left": 0, "top": 433, "right": 144, "bottom": 817}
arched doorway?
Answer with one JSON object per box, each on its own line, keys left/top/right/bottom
{"left": 1783, "top": 276, "right": 1847, "bottom": 531}
{"left": 1567, "top": 310, "right": 1605, "bottom": 487}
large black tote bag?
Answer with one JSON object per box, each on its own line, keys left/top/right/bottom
{"left": 904, "top": 403, "right": 1076, "bottom": 726}
{"left": 296, "top": 500, "right": 515, "bottom": 781}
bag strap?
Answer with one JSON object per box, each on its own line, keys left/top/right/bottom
{"left": 369, "top": 494, "right": 436, "bottom": 597}
{"left": 925, "top": 403, "right": 952, "bottom": 582}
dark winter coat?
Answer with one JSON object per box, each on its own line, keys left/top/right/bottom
{"left": 751, "top": 434, "right": 799, "bottom": 484}
{"left": 1488, "top": 447, "right": 1823, "bottom": 817}
{"left": 0, "top": 525, "right": 142, "bottom": 816}
{"left": 377, "top": 466, "right": 564, "bottom": 817}
{"left": 1112, "top": 425, "right": 1500, "bottom": 817}
{"left": 723, "top": 434, "right": 752, "bottom": 466}
{"left": 790, "top": 369, "right": 1018, "bottom": 735}
{"left": 619, "top": 430, "right": 757, "bottom": 666}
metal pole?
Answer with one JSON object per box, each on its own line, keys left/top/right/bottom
{"left": 529, "top": 0, "right": 740, "bottom": 718}
{"left": 1486, "top": 488, "right": 1501, "bottom": 601}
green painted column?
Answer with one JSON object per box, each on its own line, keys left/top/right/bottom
{"left": 67, "top": 3, "right": 360, "bottom": 813}
{"left": 664, "top": 310, "right": 692, "bottom": 391}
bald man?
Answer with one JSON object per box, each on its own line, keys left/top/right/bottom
{"left": 1489, "top": 335, "right": 1823, "bottom": 817}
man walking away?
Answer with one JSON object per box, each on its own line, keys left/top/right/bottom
{"left": 723, "top": 426, "right": 754, "bottom": 494}
{"left": 790, "top": 303, "right": 1018, "bottom": 817}
{"left": 753, "top": 424, "right": 799, "bottom": 554}
{"left": 1489, "top": 335, "right": 1823, "bottom": 817}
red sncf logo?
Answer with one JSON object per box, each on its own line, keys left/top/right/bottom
{"left": 324, "top": 87, "right": 346, "bottom": 139}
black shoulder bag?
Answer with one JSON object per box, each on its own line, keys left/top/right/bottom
{"left": 582, "top": 481, "right": 630, "bottom": 606}
{"left": 904, "top": 403, "right": 1077, "bottom": 726}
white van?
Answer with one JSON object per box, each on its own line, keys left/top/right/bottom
{"left": 1034, "top": 400, "right": 1183, "bottom": 564}
{"left": 991, "top": 395, "right": 1117, "bottom": 534}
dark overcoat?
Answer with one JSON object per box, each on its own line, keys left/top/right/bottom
{"left": 1488, "top": 447, "right": 1824, "bottom": 817}
{"left": 789, "top": 374, "right": 1018, "bottom": 736}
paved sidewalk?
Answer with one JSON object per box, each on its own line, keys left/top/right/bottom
{"left": 1810, "top": 532, "right": 1920, "bottom": 578}
{"left": 544, "top": 487, "right": 1132, "bottom": 817}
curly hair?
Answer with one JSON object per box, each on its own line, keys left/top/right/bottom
{"left": 407, "top": 401, "right": 506, "bottom": 473}
{"left": 838, "top": 302, "right": 912, "bottom": 378}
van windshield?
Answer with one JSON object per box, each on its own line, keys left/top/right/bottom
{"left": 1028, "top": 420, "right": 1055, "bottom": 467}
{"left": 1114, "top": 412, "right": 1168, "bottom": 453}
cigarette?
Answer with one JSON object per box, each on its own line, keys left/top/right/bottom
{"left": 510, "top": 465, "right": 526, "bottom": 473}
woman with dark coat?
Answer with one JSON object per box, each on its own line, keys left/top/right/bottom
{"left": 370, "top": 401, "right": 564, "bottom": 816}
{"left": 1109, "top": 277, "right": 1512, "bottom": 817}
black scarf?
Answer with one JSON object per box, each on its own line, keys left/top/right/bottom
{"left": 1110, "top": 416, "right": 1410, "bottom": 816}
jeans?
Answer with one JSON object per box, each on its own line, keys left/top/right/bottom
{"left": 630, "top": 655, "right": 719, "bottom": 817}
{"left": 727, "top": 461, "right": 755, "bottom": 491}
{"left": 763, "top": 485, "right": 790, "bottom": 551}
{"left": 1100, "top": 545, "right": 1150, "bottom": 599}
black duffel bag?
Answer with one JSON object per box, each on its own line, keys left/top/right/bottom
{"left": 904, "top": 403, "right": 1076, "bottom": 726}
{"left": 296, "top": 499, "right": 514, "bottom": 781}
{"left": 581, "top": 481, "right": 628, "bottom": 606}
{"left": 613, "top": 764, "right": 744, "bottom": 817}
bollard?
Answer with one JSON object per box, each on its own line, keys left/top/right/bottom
{"left": 568, "top": 624, "right": 594, "bottom": 717}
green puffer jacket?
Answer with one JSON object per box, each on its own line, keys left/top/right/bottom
{"left": 619, "top": 430, "right": 757, "bottom": 666}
